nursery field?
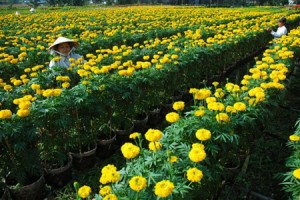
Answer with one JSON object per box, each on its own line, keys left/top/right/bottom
{"left": 1, "top": 5, "right": 300, "bottom": 200}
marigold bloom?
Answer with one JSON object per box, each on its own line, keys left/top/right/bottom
{"left": 194, "top": 109, "right": 205, "bottom": 117}
{"left": 62, "top": 82, "right": 70, "bottom": 89}
{"left": 212, "top": 82, "right": 219, "bottom": 87}
{"left": 4, "top": 85, "right": 13, "bottom": 92}
{"left": 196, "top": 128, "right": 211, "bottom": 141}
{"left": 187, "top": 167, "right": 204, "bottom": 182}
{"left": 0, "top": 109, "right": 12, "bottom": 119}
{"left": 154, "top": 180, "right": 175, "bottom": 198}
{"left": 289, "top": 135, "right": 300, "bottom": 141}
{"left": 129, "top": 132, "right": 141, "bottom": 139}
{"left": 145, "top": 129, "right": 162, "bottom": 142}
{"left": 226, "top": 106, "right": 236, "bottom": 113}
{"left": 192, "top": 143, "right": 205, "bottom": 149}
{"left": 121, "top": 143, "right": 140, "bottom": 159}
{"left": 18, "top": 101, "right": 31, "bottom": 109}
{"left": 293, "top": 169, "right": 300, "bottom": 179}
{"left": 78, "top": 185, "right": 92, "bottom": 199}
{"left": 103, "top": 194, "right": 118, "bottom": 200}
{"left": 207, "top": 102, "right": 225, "bottom": 111}
{"left": 165, "top": 112, "right": 180, "bottom": 123}
{"left": 189, "top": 148, "right": 206, "bottom": 162}
{"left": 99, "top": 170, "right": 121, "bottom": 184}
{"left": 206, "top": 97, "right": 217, "bottom": 104}
{"left": 216, "top": 113, "right": 230, "bottom": 123}
{"left": 31, "top": 84, "right": 40, "bottom": 90}
{"left": 129, "top": 176, "right": 147, "bottom": 192}
{"left": 99, "top": 185, "right": 111, "bottom": 197}
{"left": 233, "top": 102, "right": 246, "bottom": 112}
{"left": 172, "top": 101, "right": 185, "bottom": 111}
{"left": 194, "top": 89, "right": 211, "bottom": 100}
{"left": 17, "top": 109, "right": 30, "bottom": 117}
{"left": 168, "top": 156, "right": 178, "bottom": 163}
{"left": 149, "top": 141, "right": 162, "bottom": 151}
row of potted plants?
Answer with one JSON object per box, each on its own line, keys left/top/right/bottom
{"left": 73, "top": 23, "right": 300, "bottom": 200}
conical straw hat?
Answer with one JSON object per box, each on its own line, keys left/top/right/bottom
{"left": 48, "top": 36, "right": 79, "bottom": 50}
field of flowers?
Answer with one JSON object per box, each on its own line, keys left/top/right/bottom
{"left": 1, "top": 5, "right": 300, "bottom": 200}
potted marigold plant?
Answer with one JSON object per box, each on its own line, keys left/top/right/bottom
{"left": 0, "top": 112, "right": 45, "bottom": 200}
{"left": 28, "top": 85, "right": 75, "bottom": 187}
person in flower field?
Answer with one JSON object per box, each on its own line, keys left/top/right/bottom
{"left": 267, "top": 17, "right": 288, "bottom": 39}
{"left": 48, "top": 36, "right": 83, "bottom": 68}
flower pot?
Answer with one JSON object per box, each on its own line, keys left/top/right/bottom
{"left": 9, "top": 175, "right": 45, "bottom": 200}
{"left": 133, "top": 113, "right": 149, "bottom": 133}
{"left": 114, "top": 121, "right": 134, "bottom": 145}
{"left": 223, "top": 157, "right": 240, "bottom": 182}
{"left": 70, "top": 144, "right": 97, "bottom": 171}
{"left": 0, "top": 188, "right": 9, "bottom": 200}
{"left": 96, "top": 134, "right": 117, "bottom": 159}
{"left": 44, "top": 154, "right": 73, "bottom": 188}
{"left": 147, "top": 108, "right": 162, "bottom": 127}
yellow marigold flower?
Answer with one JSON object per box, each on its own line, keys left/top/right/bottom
{"left": 214, "top": 90, "right": 225, "bottom": 98}
{"left": 0, "top": 109, "right": 12, "bottom": 119}
{"left": 189, "top": 148, "right": 206, "bottom": 162}
{"left": 194, "top": 109, "right": 205, "bottom": 117}
{"left": 293, "top": 169, "right": 300, "bottom": 179}
{"left": 154, "top": 180, "right": 174, "bottom": 198}
{"left": 99, "top": 169, "right": 121, "bottom": 184}
{"left": 143, "top": 55, "right": 150, "bottom": 60}
{"left": 101, "top": 164, "right": 117, "bottom": 174}
{"left": 172, "top": 101, "right": 185, "bottom": 111}
{"left": 165, "top": 112, "right": 180, "bottom": 123}
{"left": 206, "top": 97, "right": 217, "bottom": 104}
{"left": 129, "top": 132, "right": 141, "bottom": 139}
{"left": 149, "top": 141, "right": 162, "bottom": 151}
{"left": 192, "top": 143, "right": 205, "bottom": 149}
{"left": 289, "top": 135, "right": 300, "bottom": 141}
{"left": 212, "top": 82, "right": 219, "bottom": 87}
{"left": 4, "top": 85, "right": 13, "bottom": 92}
{"left": 225, "top": 106, "right": 236, "bottom": 113}
{"left": 121, "top": 143, "right": 140, "bottom": 159}
{"left": 17, "top": 109, "right": 30, "bottom": 117}
{"left": 207, "top": 102, "right": 225, "bottom": 111}
{"left": 233, "top": 102, "right": 246, "bottom": 112}
{"left": 171, "top": 54, "right": 178, "bottom": 59}
{"left": 99, "top": 185, "right": 111, "bottom": 197}
{"left": 155, "top": 64, "right": 163, "bottom": 69}
{"left": 53, "top": 89, "right": 62, "bottom": 96}
{"left": 196, "top": 128, "right": 211, "bottom": 141}
{"left": 216, "top": 113, "right": 230, "bottom": 123}
{"left": 103, "top": 194, "right": 118, "bottom": 200}
{"left": 22, "top": 79, "right": 30, "bottom": 84}
{"left": 145, "top": 129, "right": 162, "bottom": 142}
{"left": 129, "top": 176, "right": 147, "bottom": 192}
{"left": 78, "top": 185, "right": 92, "bottom": 199}
{"left": 18, "top": 101, "right": 31, "bottom": 109}
{"left": 153, "top": 55, "right": 160, "bottom": 59}
{"left": 62, "top": 82, "right": 70, "bottom": 89}
{"left": 186, "top": 167, "right": 204, "bottom": 182}
{"left": 168, "top": 156, "right": 178, "bottom": 163}
{"left": 194, "top": 89, "right": 211, "bottom": 100}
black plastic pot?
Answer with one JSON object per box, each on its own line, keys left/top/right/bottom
{"left": 96, "top": 134, "right": 117, "bottom": 159}
{"left": 44, "top": 154, "right": 73, "bottom": 188}
{"left": 9, "top": 175, "right": 45, "bottom": 200}
{"left": 70, "top": 144, "right": 97, "bottom": 171}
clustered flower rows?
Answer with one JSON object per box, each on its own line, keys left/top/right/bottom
{"left": 1, "top": 8, "right": 299, "bottom": 120}
{"left": 75, "top": 25, "right": 300, "bottom": 199}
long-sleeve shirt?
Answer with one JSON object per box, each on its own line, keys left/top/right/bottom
{"left": 271, "top": 26, "right": 287, "bottom": 38}
{"left": 49, "top": 48, "right": 83, "bottom": 68}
